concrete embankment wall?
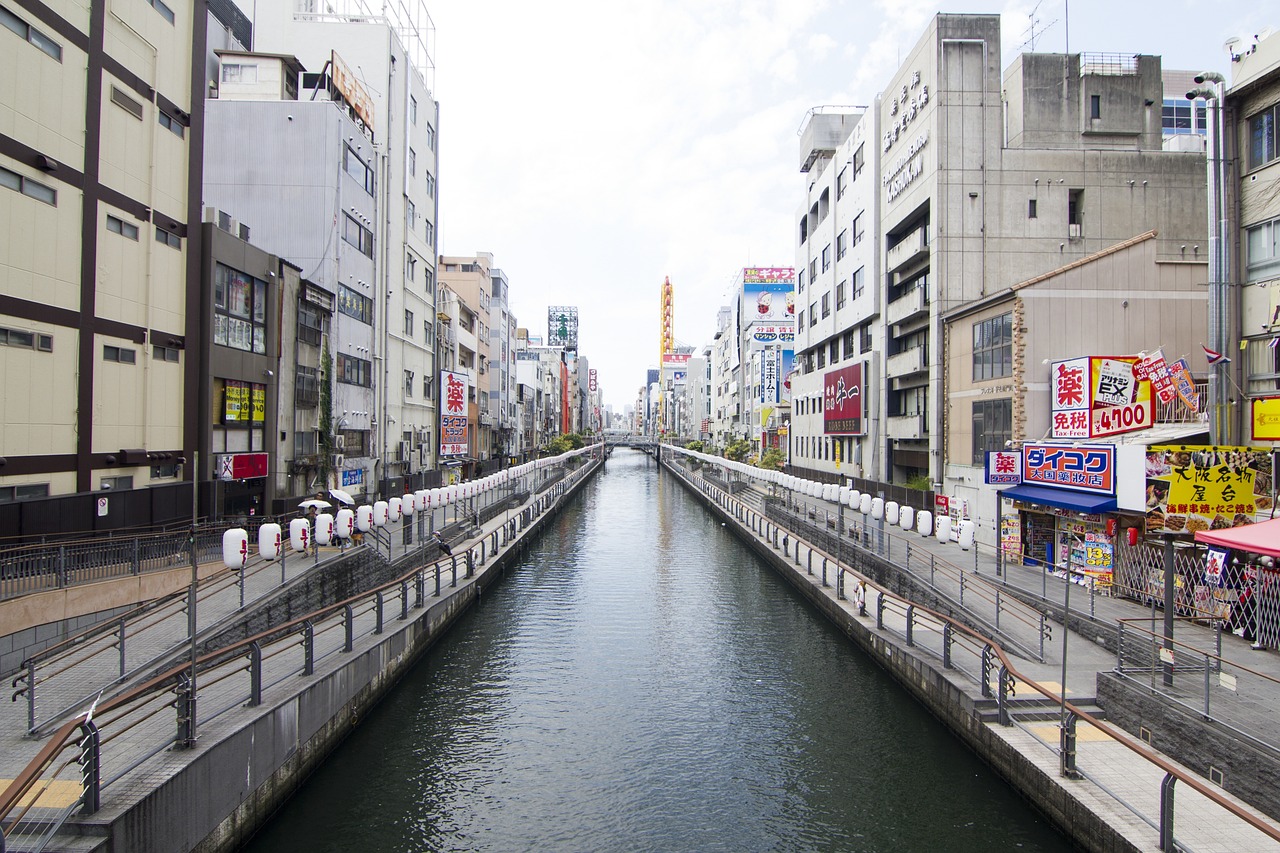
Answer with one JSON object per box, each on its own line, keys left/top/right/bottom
{"left": 82, "top": 460, "right": 601, "bottom": 853}
{"left": 665, "top": 462, "right": 1138, "bottom": 853}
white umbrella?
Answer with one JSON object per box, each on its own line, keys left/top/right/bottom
{"left": 329, "top": 488, "right": 355, "bottom": 506}
{"left": 299, "top": 499, "right": 332, "bottom": 510}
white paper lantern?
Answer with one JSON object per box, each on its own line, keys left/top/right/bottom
{"left": 899, "top": 506, "right": 915, "bottom": 531}
{"left": 849, "top": 489, "right": 861, "bottom": 508}
{"left": 957, "top": 520, "right": 975, "bottom": 551}
{"left": 356, "top": 505, "right": 373, "bottom": 532}
{"left": 289, "top": 518, "right": 310, "bottom": 553}
{"left": 373, "top": 500, "right": 389, "bottom": 527}
{"left": 258, "top": 523, "right": 282, "bottom": 561}
{"left": 935, "top": 515, "right": 952, "bottom": 544}
{"left": 885, "top": 501, "right": 900, "bottom": 526}
{"left": 388, "top": 497, "right": 402, "bottom": 523}
{"left": 917, "top": 510, "right": 933, "bottom": 537}
{"left": 871, "top": 497, "right": 885, "bottom": 520}
{"left": 315, "top": 513, "right": 334, "bottom": 545}
{"left": 222, "top": 528, "right": 249, "bottom": 568}
{"left": 402, "top": 493, "right": 417, "bottom": 515}
{"left": 858, "top": 493, "right": 872, "bottom": 515}
{"left": 334, "top": 509, "right": 354, "bottom": 539}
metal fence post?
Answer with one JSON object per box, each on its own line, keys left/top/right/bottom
{"left": 78, "top": 719, "right": 101, "bottom": 815}
{"left": 375, "top": 592, "right": 384, "bottom": 634}
{"left": 942, "top": 623, "right": 953, "bottom": 668}
{"left": 905, "top": 605, "right": 915, "bottom": 646}
{"left": 344, "top": 604, "right": 354, "bottom": 652}
{"left": 248, "top": 641, "right": 262, "bottom": 706}
{"left": 876, "top": 593, "right": 885, "bottom": 630}
{"left": 1159, "top": 773, "right": 1177, "bottom": 851}
{"left": 1062, "top": 711, "right": 1079, "bottom": 777}
{"left": 821, "top": 558, "right": 828, "bottom": 588}
{"left": 302, "top": 621, "right": 314, "bottom": 675}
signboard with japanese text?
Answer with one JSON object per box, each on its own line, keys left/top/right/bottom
{"left": 589, "top": 369, "right": 597, "bottom": 392}
{"left": 760, "top": 347, "right": 779, "bottom": 404}
{"left": 743, "top": 277, "right": 796, "bottom": 324}
{"left": 823, "top": 363, "right": 863, "bottom": 435}
{"left": 1251, "top": 397, "right": 1280, "bottom": 441}
{"left": 1050, "top": 356, "right": 1154, "bottom": 439}
{"left": 439, "top": 370, "right": 469, "bottom": 456}
{"left": 985, "top": 451, "right": 1022, "bottom": 484}
{"left": 752, "top": 324, "right": 795, "bottom": 343}
{"left": 1144, "top": 445, "right": 1274, "bottom": 534}
{"left": 1134, "top": 349, "right": 1177, "bottom": 405}
{"left": 341, "top": 467, "right": 364, "bottom": 487}
{"left": 1169, "top": 358, "right": 1200, "bottom": 413}
{"left": 330, "top": 50, "right": 375, "bottom": 131}
{"left": 1022, "top": 443, "right": 1116, "bottom": 494}
{"left": 1000, "top": 514, "right": 1021, "bottom": 560}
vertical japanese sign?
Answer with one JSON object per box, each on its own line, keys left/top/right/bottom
{"left": 1050, "top": 356, "right": 1153, "bottom": 439}
{"left": 1168, "top": 358, "right": 1200, "bottom": 413}
{"left": 823, "top": 363, "right": 863, "bottom": 435}
{"left": 1133, "top": 349, "right": 1176, "bottom": 405}
{"left": 760, "top": 347, "right": 778, "bottom": 404}
{"left": 439, "top": 370, "right": 469, "bottom": 456}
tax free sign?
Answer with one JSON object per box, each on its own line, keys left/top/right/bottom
{"left": 1050, "top": 356, "right": 1154, "bottom": 440}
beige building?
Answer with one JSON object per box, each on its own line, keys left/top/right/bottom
{"left": 1, "top": 0, "right": 205, "bottom": 533}
{"left": 437, "top": 254, "right": 493, "bottom": 475}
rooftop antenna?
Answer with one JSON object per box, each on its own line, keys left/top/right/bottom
{"left": 1018, "top": 1, "right": 1058, "bottom": 52}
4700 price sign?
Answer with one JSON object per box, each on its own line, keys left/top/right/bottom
{"left": 1091, "top": 400, "right": 1151, "bottom": 438}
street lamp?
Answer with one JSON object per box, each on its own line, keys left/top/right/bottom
{"left": 1187, "top": 73, "right": 1229, "bottom": 443}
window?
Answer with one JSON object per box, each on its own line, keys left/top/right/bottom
{"left": 797, "top": 309, "right": 804, "bottom": 328}
{"left": 0, "top": 5, "right": 61, "bottom": 61}
{"left": 425, "top": 173, "right": 435, "bottom": 198}
{"left": 409, "top": 148, "right": 416, "bottom": 176}
{"left": 410, "top": 95, "right": 418, "bottom": 125}
{"left": 222, "top": 63, "right": 257, "bottom": 84}
{"left": 0, "top": 326, "right": 52, "bottom": 351}
{"left": 1068, "top": 189, "right": 1083, "bottom": 227}
{"left": 972, "top": 399, "right": 1012, "bottom": 464}
{"left": 155, "top": 225, "right": 181, "bottom": 248}
{"left": 816, "top": 347, "right": 825, "bottom": 369}
{"left": 110, "top": 86, "right": 143, "bottom": 120}
{"left": 426, "top": 123, "right": 436, "bottom": 151}
{"left": 1028, "top": 199, "right": 1037, "bottom": 219}
{"left": 152, "top": 344, "right": 180, "bottom": 362}
{"left": 972, "top": 312, "right": 1013, "bottom": 381}
{"left": 808, "top": 302, "right": 817, "bottom": 327}
{"left": 406, "top": 254, "right": 416, "bottom": 282}
{"left": 342, "top": 213, "right": 374, "bottom": 257}
{"left": 407, "top": 199, "right": 415, "bottom": 225}
{"left": 842, "top": 329, "right": 856, "bottom": 359}
{"left": 147, "top": 0, "right": 174, "bottom": 24}
{"left": 851, "top": 266, "right": 865, "bottom": 300}
{"left": 336, "top": 353, "right": 372, "bottom": 387}
{"left": 797, "top": 269, "right": 805, "bottom": 292}
{"left": 424, "top": 220, "right": 434, "bottom": 247}
{"left": 158, "top": 110, "right": 184, "bottom": 138}
{"left": 829, "top": 340, "right": 839, "bottom": 362}
{"left": 1090, "top": 94, "right": 1101, "bottom": 120}
{"left": 808, "top": 259, "right": 817, "bottom": 281}
{"left": 1162, "top": 98, "right": 1206, "bottom": 136}
{"left": 423, "top": 374, "right": 433, "bottom": 398}
{"left": 836, "top": 280, "right": 847, "bottom": 309}
{"left": 0, "top": 483, "right": 49, "bottom": 503}
{"left": 836, "top": 167, "right": 847, "bottom": 199}
{"left": 104, "top": 345, "right": 137, "bottom": 364}
{"left": 837, "top": 229, "right": 848, "bottom": 260}
{"left": 852, "top": 143, "right": 865, "bottom": 179}
{"left": 860, "top": 324, "right": 872, "bottom": 353}
{"left": 298, "top": 302, "right": 325, "bottom": 346}
{"left": 151, "top": 462, "right": 179, "bottom": 479}
{"left": 0, "top": 166, "right": 56, "bottom": 205}
{"left": 107, "top": 215, "right": 139, "bottom": 240}
{"left": 404, "top": 309, "right": 414, "bottom": 335}
{"left": 821, "top": 293, "right": 831, "bottom": 318}
{"left": 851, "top": 212, "right": 864, "bottom": 246}
{"left": 821, "top": 244, "right": 832, "bottom": 272}
{"left": 424, "top": 265, "right": 435, "bottom": 297}
{"left": 344, "top": 146, "right": 374, "bottom": 194}
{"left": 100, "top": 475, "right": 133, "bottom": 490}
{"left": 1250, "top": 103, "right": 1278, "bottom": 170}
{"left": 337, "top": 284, "right": 373, "bottom": 325}
{"left": 405, "top": 370, "right": 414, "bottom": 397}
{"left": 213, "top": 263, "right": 268, "bottom": 353}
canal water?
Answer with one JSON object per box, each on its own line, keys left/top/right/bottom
{"left": 243, "top": 450, "right": 1071, "bottom": 852}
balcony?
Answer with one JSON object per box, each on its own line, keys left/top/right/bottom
{"left": 886, "top": 225, "right": 928, "bottom": 276}
{"left": 886, "top": 413, "right": 926, "bottom": 440}
{"left": 887, "top": 285, "right": 929, "bottom": 330}
{"left": 886, "top": 346, "right": 927, "bottom": 379}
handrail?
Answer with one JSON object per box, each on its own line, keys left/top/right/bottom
{"left": 660, "top": 448, "right": 1280, "bottom": 845}
{"left": 0, "top": 455, "right": 601, "bottom": 846}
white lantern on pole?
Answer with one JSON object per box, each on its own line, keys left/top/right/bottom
{"left": 402, "top": 493, "right": 417, "bottom": 515}
{"left": 388, "top": 497, "right": 402, "bottom": 523}
{"left": 373, "top": 500, "right": 389, "bottom": 527}
{"left": 258, "top": 523, "right": 282, "bottom": 561}
{"left": 870, "top": 497, "right": 884, "bottom": 520}
{"left": 899, "top": 506, "right": 915, "bottom": 531}
{"left": 885, "top": 501, "right": 900, "bottom": 526}
{"left": 935, "top": 515, "right": 952, "bottom": 544}
{"left": 334, "top": 509, "right": 354, "bottom": 539}
{"left": 222, "top": 528, "right": 249, "bottom": 568}
{"left": 315, "top": 513, "right": 334, "bottom": 545}
{"left": 957, "top": 520, "right": 976, "bottom": 551}
{"left": 917, "top": 510, "right": 933, "bottom": 537}
{"left": 356, "top": 505, "right": 373, "bottom": 532}
{"left": 858, "top": 493, "right": 872, "bottom": 515}
{"left": 289, "top": 518, "right": 310, "bottom": 553}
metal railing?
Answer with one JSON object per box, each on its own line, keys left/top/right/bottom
{"left": 662, "top": 447, "right": 1280, "bottom": 852}
{"left": 0, "top": 455, "right": 601, "bottom": 853}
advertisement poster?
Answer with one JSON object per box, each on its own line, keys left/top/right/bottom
{"left": 1022, "top": 443, "right": 1116, "bottom": 494}
{"left": 1050, "top": 356, "right": 1154, "bottom": 439}
{"left": 1205, "top": 546, "right": 1229, "bottom": 585}
{"left": 1168, "top": 358, "right": 1200, "bottom": 413}
{"left": 1000, "top": 514, "right": 1022, "bottom": 559}
{"left": 985, "top": 450, "right": 1022, "bottom": 485}
{"left": 1133, "top": 349, "right": 1177, "bottom": 405}
{"left": 439, "top": 370, "right": 469, "bottom": 456}
{"left": 823, "top": 363, "right": 863, "bottom": 435}
{"left": 743, "top": 276, "right": 796, "bottom": 324}
{"left": 1144, "top": 445, "right": 1274, "bottom": 534}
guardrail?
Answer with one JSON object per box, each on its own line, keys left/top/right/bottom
{"left": 662, "top": 449, "right": 1280, "bottom": 852}
{"left": 0, "top": 456, "right": 600, "bottom": 853}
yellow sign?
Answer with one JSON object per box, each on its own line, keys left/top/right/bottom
{"left": 252, "top": 386, "right": 265, "bottom": 422}
{"left": 1251, "top": 397, "right": 1280, "bottom": 441}
{"left": 224, "top": 382, "right": 245, "bottom": 422}
{"left": 834, "top": 437, "right": 841, "bottom": 470}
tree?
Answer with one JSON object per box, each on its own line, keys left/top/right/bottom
{"left": 724, "top": 439, "right": 751, "bottom": 462}
{"left": 758, "top": 447, "right": 785, "bottom": 471}
{"left": 686, "top": 440, "right": 705, "bottom": 453}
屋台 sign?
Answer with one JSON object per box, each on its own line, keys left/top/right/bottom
{"left": 1022, "top": 443, "right": 1116, "bottom": 494}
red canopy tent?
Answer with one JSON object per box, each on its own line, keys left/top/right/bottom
{"left": 1194, "top": 517, "right": 1280, "bottom": 558}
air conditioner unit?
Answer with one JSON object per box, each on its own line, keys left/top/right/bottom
{"left": 1068, "top": 222, "right": 1082, "bottom": 239}
{"left": 334, "top": 435, "right": 346, "bottom": 452}
{"left": 417, "top": 429, "right": 430, "bottom": 444}
{"left": 333, "top": 454, "right": 345, "bottom": 469}
{"left": 397, "top": 440, "right": 411, "bottom": 461}
{"left": 419, "top": 448, "right": 430, "bottom": 468}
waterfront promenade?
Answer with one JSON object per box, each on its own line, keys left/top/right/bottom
{"left": 2, "top": 449, "right": 1279, "bottom": 852}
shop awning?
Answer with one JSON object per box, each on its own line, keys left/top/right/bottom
{"left": 1194, "top": 517, "right": 1280, "bottom": 558}
{"left": 1002, "top": 484, "right": 1117, "bottom": 514}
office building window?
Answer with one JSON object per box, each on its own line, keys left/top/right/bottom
{"left": 345, "top": 146, "right": 374, "bottom": 195}
{"left": 821, "top": 244, "right": 832, "bottom": 272}
{"left": 426, "top": 123, "right": 435, "bottom": 151}
{"left": 410, "top": 95, "right": 417, "bottom": 125}
{"left": 107, "top": 214, "right": 139, "bottom": 240}
{"left": 972, "top": 398, "right": 1012, "bottom": 464}
{"left": 152, "top": 344, "right": 180, "bottom": 362}
{"left": 337, "top": 284, "right": 373, "bottom": 325}
{"left": 110, "top": 86, "right": 143, "bottom": 120}
{"left": 851, "top": 212, "right": 864, "bottom": 246}
{"left": 837, "top": 229, "right": 848, "bottom": 260}
{"left": 406, "top": 253, "right": 416, "bottom": 281}
{"left": 836, "top": 280, "right": 847, "bottom": 309}
{"left": 103, "top": 345, "right": 136, "bottom": 364}
{"left": 409, "top": 148, "right": 416, "bottom": 176}
{"left": 147, "top": 0, "right": 174, "bottom": 24}
{"left": 405, "top": 370, "right": 414, "bottom": 397}
{"left": 214, "top": 263, "right": 268, "bottom": 353}
{"left": 821, "top": 293, "right": 830, "bottom": 319}
{"left": 0, "top": 166, "right": 56, "bottom": 205}
{"left": 336, "top": 353, "right": 372, "bottom": 387}
{"left": 0, "top": 482, "right": 49, "bottom": 502}
{"left": 836, "top": 167, "right": 847, "bottom": 199}
{"left": 0, "top": 326, "right": 52, "bottom": 351}
{"left": 852, "top": 143, "right": 865, "bottom": 179}
{"left": 155, "top": 225, "right": 181, "bottom": 248}
{"left": 973, "top": 312, "right": 1013, "bottom": 381}
{"left": 1028, "top": 199, "right": 1037, "bottom": 219}
{"left": 0, "top": 4, "right": 62, "bottom": 60}
{"left": 851, "top": 266, "right": 865, "bottom": 300}
{"left": 342, "top": 214, "right": 373, "bottom": 257}
{"left": 425, "top": 173, "right": 435, "bottom": 198}
{"left": 404, "top": 309, "right": 414, "bottom": 335}
{"left": 158, "top": 109, "right": 184, "bottom": 138}
{"left": 1090, "top": 94, "right": 1101, "bottom": 120}
{"left": 1251, "top": 103, "right": 1278, "bottom": 170}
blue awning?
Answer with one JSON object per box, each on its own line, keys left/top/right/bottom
{"left": 1002, "top": 484, "right": 1117, "bottom": 514}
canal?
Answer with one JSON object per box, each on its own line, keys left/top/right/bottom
{"left": 242, "top": 449, "right": 1072, "bottom": 852}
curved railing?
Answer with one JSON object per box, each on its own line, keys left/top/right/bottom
{"left": 661, "top": 447, "right": 1280, "bottom": 850}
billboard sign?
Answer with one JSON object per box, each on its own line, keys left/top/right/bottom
{"left": 743, "top": 274, "right": 796, "bottom": 324}
{"left": 1251, "top": 397, "right": 1280, "bottom": 441}
{"left": 1144, "top": 445, "right": 1274, "bottom": 534}
{"left": 985, "top": 451, "right": 1022, "bottom": 485}
{"left": 216, "top": 452, "right": 268, "bottom": 481}
{"left": 1050, "top": 356, "right": 1153, "bottom": 439}
{"left": 548, "top": 306, "right": 579, "bottom": 349}
{"left": 1022, "top": 443, "right": 1116, "bottom": 494}
{"left": 823, "top": 363, "right": 863, "bottom": 435}
{"left": 439, "top": 370, "right": 469, "bottom": 456}
{"left": 589, "top": 368, "right": 597, "bottom": 392}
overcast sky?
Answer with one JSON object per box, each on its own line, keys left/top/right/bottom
{"left": 424, "top": 0, "right": 1268, "bottom": 410}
